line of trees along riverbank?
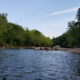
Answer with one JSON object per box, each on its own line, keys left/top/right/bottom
{"left": 52, "top": 8, "right": 80, "bottom": 48}
{"left": 0, "top": 14, "right": 53, "bottom": 47}
{"left": 0, "top": 8, "right": 80, "bottom": 48}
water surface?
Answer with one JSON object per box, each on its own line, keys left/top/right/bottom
{"left": 0, "top": 49, "right": 80, "bottom": 80}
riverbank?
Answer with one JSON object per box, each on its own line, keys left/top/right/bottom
{"left": 34, "top": 47, "right": 80, "bottom": 53}
{"left": 0, "top": 46, "right": 80, "bottom": 53}
{"left": 0, "top": 46, "right": 34, "bottom": 49}
{"left": 57, "top": 48, "right": 80, "bottom": 54}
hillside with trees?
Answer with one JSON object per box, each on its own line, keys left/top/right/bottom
{"left": 0, "top": 8, "right": 80, "bottom": 48}
{"left": 0, "top": 13, "right": 53, "bottom": 48}
{"left": 52, "top": 8, "right": 80, "bottom": 48}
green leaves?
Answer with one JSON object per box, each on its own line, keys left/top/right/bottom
{"left": 52, "top": 8, "right": 80, "bottom": 48}
{"left": 67, "top": 21, "right": 80, "bottom": 47}
{"left": 0, "top": 13, "right": 52, "bottom": 47}
{"left": 24, "top": 30, "right": 53, "bottom": 47}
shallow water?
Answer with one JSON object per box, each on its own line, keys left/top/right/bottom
{"left": 0, "top": 49, "right": 80, "bottom": 80}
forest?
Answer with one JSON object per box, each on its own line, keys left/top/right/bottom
{"left": 0, "top": 8, "right": 80, "bottom": 48}
{"left": 0, "top": 13, "right": 53, "bottom": 47}
{"left": 52, "top": 8, "right": 80, "bottom": 48}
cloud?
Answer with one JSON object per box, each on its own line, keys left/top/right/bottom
{"left": 47, "top": 7, "right": 79, "bottom": 16}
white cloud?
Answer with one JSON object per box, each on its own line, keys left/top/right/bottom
{"left": 47, "top": 7, "right": 79, "bottom": 16}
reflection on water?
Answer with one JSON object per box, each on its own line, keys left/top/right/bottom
{"left": 0, "top": 49, "right": 80, "bottom": 80}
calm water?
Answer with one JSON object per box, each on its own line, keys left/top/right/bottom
{"left": 0, "top": 49, "right": 80, "bottom": 80}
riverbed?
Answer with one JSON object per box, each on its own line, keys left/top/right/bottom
{"left": 0, "top": 49, "right": 80, "bottom": 80}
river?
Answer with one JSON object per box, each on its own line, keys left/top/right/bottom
{"left": 0, "top": 49, "right": 80, "bottom": 80}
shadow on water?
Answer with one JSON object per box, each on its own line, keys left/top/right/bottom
{"left": 0, "top": 49, "right": 80, "bottom": 80}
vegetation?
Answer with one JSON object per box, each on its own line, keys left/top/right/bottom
{"left": 0, "top": 13, "right": 53, "bottom": 47}
{"left": 52, "top": 8, "right": 80, "bottom": 48}
{"left": 1, "top": 8, "right": 80, "bottom": 48}
{"left": 52, "top": 33, "right": 68, "bottom": 47}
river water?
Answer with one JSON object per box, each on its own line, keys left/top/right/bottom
{"left": 0, "top": 49, "right": 80, "bottom": 80}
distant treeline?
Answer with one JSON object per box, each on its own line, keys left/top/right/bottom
{"left": 0, "top": 14, "right": 53, "bottom": 47}
{"left": 52, "top": 8, "right": 80, "bottom": 48}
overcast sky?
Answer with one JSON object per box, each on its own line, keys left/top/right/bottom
{"left": 0, "top": 0, "right": 80, "bottom": 38}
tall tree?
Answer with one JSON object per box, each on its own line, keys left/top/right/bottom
{"left": 77, "top": 8, "right": 80, "bottom": 22}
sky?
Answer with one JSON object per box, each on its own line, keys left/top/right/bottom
{"left": 0, "top": 0, "right": 80, "bottom": 38}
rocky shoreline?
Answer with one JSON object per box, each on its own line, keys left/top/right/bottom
{"left": 0, "top": 46, "right": 80, "bottom": 53}
{"left": 57, "top": 48, "right": 80, "bottom": 53}
{"left": 34, "top": 47, "right": 80, "bottom": 53}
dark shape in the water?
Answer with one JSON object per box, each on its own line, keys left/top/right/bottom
{"left": 3, "top": 78, "right": 6, "bottom": 80}
{"left": 35, "top": 79, "right": 42, "bottom": 80}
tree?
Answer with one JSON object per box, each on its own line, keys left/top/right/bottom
{"left": 67, "top": 21, "right": 80, "bottom": 47}
{"left": 0, "top": 13, "right": 53, "bottom": 47}
{"left": 52, "top": 33, "right": 68, "bottom": 47}
{"left": 66, "top": 8, "right": 80, "bottom": 47}
{"left": 4, "top": 23, "right": 25, "bottom": 46}
{"left": 77, "top": 8, "right": 80, "bottom": 22}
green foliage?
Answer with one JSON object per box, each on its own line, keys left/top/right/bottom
{"left": 66, "top": 8, "right": 80, "bottom": 47}
{"left": 52, "top": 33, "right": 68, "bottom": 47}
{"left": 5, "top": 23, "right": 25, "bottom": 46}
{"left": 0, "top": 13, "right": 52, "bottom": 47}
{"left": 24, "top": 29, "right": 53, "bottom": 47}
{"left": 0, "top": 13, "right": 7, "bottom": 32}
{"left": 67, "top": 21, "right": 80, "bottom": 47}
{"left": 52, "top": 8, "right": 80, "bottom": 48}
